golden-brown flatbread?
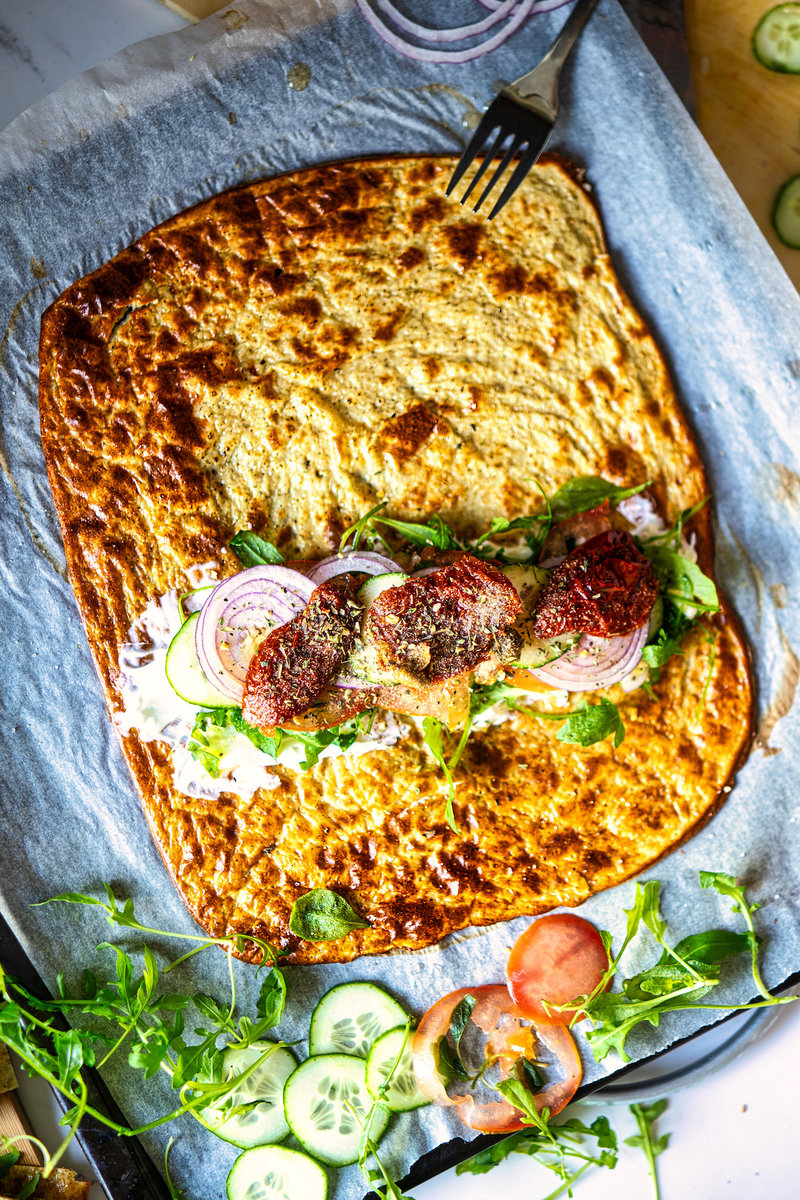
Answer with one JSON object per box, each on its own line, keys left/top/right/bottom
{"left": 38, "top": 155, "right": 753, "bottom": 964}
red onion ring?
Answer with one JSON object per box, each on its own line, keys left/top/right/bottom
{"left": 355, "top": 0, "right": 538, "bottom": 63}
{"left": 374, "top": 0, "right": 521, "bottom": 42}
{"left": 477, "top": 0, "right": 569, "bottom": 10}
{"left": 195, "top": 567, "right": 316, "bottom": 700}
{"left": 306, "top": 550, "right": 401, "bottom": 584}
{"left": 529, "top": 621, "right": 650, "bottom": 692}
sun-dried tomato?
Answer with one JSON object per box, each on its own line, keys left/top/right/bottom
{"left": 531, "top": 529, "right": 658, "bottom": 638}
{"left": 243, "top": 578, "right": 362, "bottom": 729}
{"left": 364, "top": 555, "right": 523, "bottom": 682}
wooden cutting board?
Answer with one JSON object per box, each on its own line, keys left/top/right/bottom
{"left": 685, "top": 0, "right": 800, "bottom": 287}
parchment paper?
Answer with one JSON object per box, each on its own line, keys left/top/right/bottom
{"left": 1, "top": 1, "right": 799, "bottom": 1196}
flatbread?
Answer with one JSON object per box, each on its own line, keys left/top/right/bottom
{"left": 38, "top": 155, "right": 753, "bottom": 964}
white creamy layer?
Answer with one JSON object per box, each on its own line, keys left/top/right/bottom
{"left": 114, "top": 567, "right": 409, "bottom": 801}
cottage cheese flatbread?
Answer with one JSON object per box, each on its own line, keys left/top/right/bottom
{"left": 38, "top": 155, "right": 753, "bottom": 964}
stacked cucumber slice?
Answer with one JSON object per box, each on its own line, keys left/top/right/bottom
{"left": 223, "top": 982, "right": 427, "bottom": 1200}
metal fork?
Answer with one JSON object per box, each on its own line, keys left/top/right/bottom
{"left": 447, "top": 0, "right": 600, "bottom": 220}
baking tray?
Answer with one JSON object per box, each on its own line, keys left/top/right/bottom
{"left": 1, "top": 0, "right": 799, "bottom": 1197}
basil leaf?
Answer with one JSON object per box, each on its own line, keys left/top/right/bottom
{"left": 556, "top": 699, "right": 625, "bottom": 749}
{"left": 289, "top": 889, "right": 371, "bottom": 942}
{"left": 550, "top": 476, "right": 648, "bottom": 523}
{"left": 16, "top": 1173, "right": 41, "bottom": 1200}
{"left": 436, "top": 1033, "right": 468, "bottom": 1082}
{"left": 229, "top": 530, "right": 285, "bottom": 566}
{"left": 447, "top": 993, "right": 476, "bottom": 1075}
{"left": 0, "top": 1149, "right": 20, "bottom": 1177}
{"left": 518, "top": 1056, "right": 545, "bottom": 1091}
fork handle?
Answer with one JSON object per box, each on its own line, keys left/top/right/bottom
{"left": 507, "top": 0, "right": 600, "bottom": 106}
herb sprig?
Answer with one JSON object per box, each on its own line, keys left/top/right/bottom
{"left": 568, "top": 872, "right": 797, "bottom": 1063}
{"left": 626, "top": 1100, "right": 670, "bottom": 1200}
{"left": 1, "top": 886, "right": 287, "bottom": 1183}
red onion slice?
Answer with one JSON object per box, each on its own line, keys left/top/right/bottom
{"left": 374, "top": 0, "right": 521, "bottom": 42}
{"left": 195, "top": 567, "right": 316, "bottom": 700}
{"left": 355, "top": 0, "right": 538, "bottom": 63}
{"left": 306, "top": 550, "right": 401, "bottom": 584}
{"left": 529, "top": 621, "right": 650, "bottom": 692}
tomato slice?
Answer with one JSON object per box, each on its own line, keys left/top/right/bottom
{"left": 411, "top": 984, "right": 581, "bottom": 1133}
{"left": 507, "top": 913, "right": 610, "bottom": 1025}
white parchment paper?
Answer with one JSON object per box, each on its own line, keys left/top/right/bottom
{"left": 1, "top": 1, "right": 799, "bottom": 1196}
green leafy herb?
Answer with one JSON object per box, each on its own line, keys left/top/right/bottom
{"left": 357, "top": 1019, "right": 417, "bottom": 1200}
{"left": 288, "top": 889, "right": 371, "bottom": 942}
{"left": 3, "top": 885, "right": 287, "bottom": 1189}
{"left": 436, "top": 993, "right": 476, "bottom": 1081}
{"left": 375, "top": 513, "right": 460, "bottom": 551}
{"left": 576, "top": 873, "right": 798, "bottom": 1063}
{"left": 556, "top": 699, "right": 625, "bottom": 749}
{"left": 642, "top": 544, "right": 718, "bottom": 614}
{"left": 626, "top": 1100, "right": 670, "bottom": 1200}
{"left": 15, "top": 1172, "right": 41, "bottom": 1200}
{"left": 475, "top": 513, "right": 543, "bottom": 549}
{"left": 549, "top": 476, "right": 649, "bottom": 524}
{"left": 421, "top": 717, "right": 458, "bottom": 832}
{"left": 459, "top": 1106, "right": 619, "bottom": 1196}
{"left": 228, "top": 530, "right": 285, "bottom": 566}
{"left": 0, "top": 1147, "right": 20, "bottom": 1177}
{"left": 339, "top": 500, "right": 389, "bottom": 551}
{"left": 187, "top": 706, "right": 282, "bottom": 777}
{"left": 518, "top": 1056, "right": 546, "bottom": 1091}
{"left": 164, "top": 1137, "right": 185, "bottom": 1200}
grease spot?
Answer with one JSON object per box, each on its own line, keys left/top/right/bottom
{"left": 29, "top": 257, "right": 46, "bottom": 280}
{"left": 770, "top": 583, "right": 788, "bottom": 609}
{"left": 115, "top": 102, "right": 129, "bottom": 120}
{"left": 287, "top": 61, "right": 311, "bottom": 91}
{"left": 220, "top": 8, "right": 249, "bottom": 30}
{"left": 78, "top": 129, "right": 89, "bottom": 142}
{"left": 462, "top": 110, "right": 480, "bottom": 130}
{"left": 756, "top": 627, "right": 800, "bottom": 757}
{"left": 228, "top": 111, "right": 237, "bottom": 125}
{"left": 771, "top": 463, "right": 800, "bottom": 509}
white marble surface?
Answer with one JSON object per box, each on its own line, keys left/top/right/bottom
{"left": 2, "top": 3, "right": 800, "bottom": 1199}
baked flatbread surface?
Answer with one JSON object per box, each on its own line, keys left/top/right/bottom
{"left": 39, "top": 155, "right": 752, "bottom": 963}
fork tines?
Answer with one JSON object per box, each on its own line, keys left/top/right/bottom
{"left": 446, "top": 95, "right": 554, "bottom": 221}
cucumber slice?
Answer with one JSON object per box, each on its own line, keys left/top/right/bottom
{"left": 165, "top": 612, "right": 228, "bottom": 706}
{"left": 204, "top": 1042, "right": 297, "bottom": 1149}
{"left": 226, "top": 1145, "right": 327, "bottom": 1200}
{"left": 772, "top": 174, "right": 800, "bottom": 249}
{"left": 283, "top": 1053, "right": 389, "bottom": 1166}
{"left": 365, "top": 1025, "right": 428, "bottom": 1112}
{"left": 516, "top": 629, "right": 580, "bottom": 669}
{"left": 502, "top": 564, "right": 549, "bottom": 612}
{"left": 356, "top": 572, "right": 408, "bottom": 611}
{"left": 308, "top": 982, "right": 408, "bottom": 1057}
{"left": 753, "top": 4, "right": 800, "bottom": 73}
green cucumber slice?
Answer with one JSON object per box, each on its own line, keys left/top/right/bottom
{"left": 356, "top": 572, "right": 408, "bottom": 611}
{"left": 165, "top": 612, "right": 228, "bottom": 706}
{"left": 501, "top": 564, "right": 549, "bottom": 611}
{"left": 308, "top": 982, "right": 408, "bottom": 1057}
{"left": 753, "top": 4, "right": 800, "bottom": 73}
{"left": 365, "top": 1025, "right": 428, "bottom": 1112}
{"left": 772, "top": 174, "right": 800, "bottom": 248}
{"left": 283, "top": 1053, "right": 389, "bottom": 1166}
{"left": 204, "top": 1042, "right": 297, "bottom": 1149}
{"left": 226, "top": 1145, "right": 327, "bottom": 1200}
{"left": 516, "top": 629, "right": 580, "bottom": 669}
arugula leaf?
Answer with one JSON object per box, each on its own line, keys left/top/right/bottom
{"left": 661, "top": 929, "right": 752, "bottom": 967}
{"left": 421, "top": 717, "right": 458, "bottom": 832}
{"left": 626, "top": 1100, "right": 670, "bottom": 1200}
{"left": 496, "top": 1078, "right": 548, "bottom": 1130}
{"left": 188, "top": 707, "right": 282, "bottom": 776}
{"left": 288, "top": 889, "right": 370, "bottom": 942}
{"left": 642, "top": 544, "right": 719, "bottom": 613}
{"left": 550, "top": 476, "right": 649, "bottom": 524}
{"left": 340, "top": 500, "right": 388, "bottom": 551}
{"left": 699, "top": 871, "right": 771, "bottom": 1000}
{"left": 456, "top": 1113, "right": 618, "bottom": 1180}
{"left": 228, "top": 530, "right": 285, "bottom": 566}
{"left": 556, "top": 699, "right": 625, "bottom": 749}
{"left": 475, "top": 514, "right": 542, "bottom": 549}
{"left": 373, "top": 513, "right": 460, "bottom": 550}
